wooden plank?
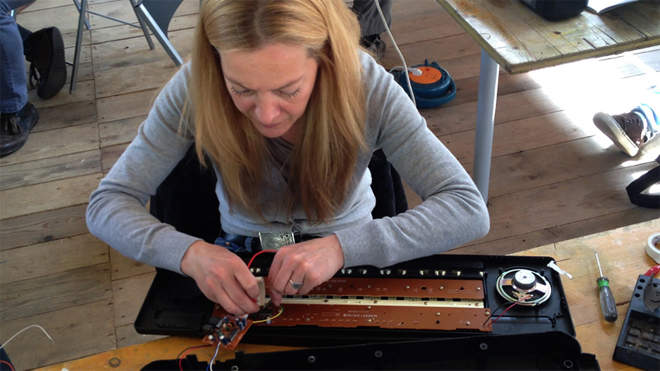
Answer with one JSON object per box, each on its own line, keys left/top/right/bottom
{"left": 0, "top": 263, "right": 112, "bottom": 322}
{"left": 0, "top": 173, "right": 102, "bottom": 220}
{"left": 385, "top": 33, "right": 482, "bottom": 68}
{"left": 439, "top": 109, "right": 591, "bottom": 163}
{"left": 482, "top": 162, "right": 657, "bottom": 244}
{"left": 32, "top": 101, "right": 98, "bottom": 133}
{"left": 617, "top": 2, "right": 660, "bottom": 39}
{"left": 29, "top": 80, "right": 95, "bottom": 110}
{"left": 91, "top": 13, "right": 198, "bottom": 44}
{"left": 88, "top": 0, "right": 199, "bottom": 30}
{"left": 101, "top": 143, "right": 129, "bottom": 174}
{"left": 112, "top": 272, "right": 156, "bottom": 327}
{"left": 17, "top": 0, "right": 73, "bottom": 12}
{"left": 0, "top": 205, "right": 89, "bottom": 251}
{"left": 99, "top": 115, "right": 145, "bottom": 148}
{"left": 0, "top": 123, "right": 99, "bottom": 166}
{"left": 389, "top": 11, "right": 466, "bottom": 46}
{"left": 0, "top": 150, "right": 101, "bottom": 191}
{"left": 92, "top": 27, "right": 194, "bottom": 73}
{"left": 0, "top": 233, "right": 109, "bottom": 284}
{"left": 115, "top": 323, "right": 165, "bottom": 349}
{"left": 96, "top": 89, "right": 157, "bottom": 123}
{"left": 436, "top": 0, "right": 537, "bottom": 68}
{"left": 95, "top": 59, "right": 179, "bottom": 98}
{"left": 427, "top": 86, "right": 563, "bottom": 138}
{"left": 486, "top": 136, "right": 660, "bottom": 199}
{"left": 0, "top": 300, "right": 116, "bottom": 371}
{"left": 18, "top": 1, "right": 90, "bottom": 37}
{"left": 451, "top": 207, "right": 660, "bottom": 255}
{"left": 110, "top": 247, "right": 155, "bottom": 281}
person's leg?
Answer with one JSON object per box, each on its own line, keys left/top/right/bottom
{"left": 351, "top": 0, "right": 392, "bottom": 60}
{"left": 593, "top": 87, "right": 660, "bottom": 157}
{"left": 0, "top": 0, "right": 40, "bottom": 157}
{"left": 0, "top": 0, "right": 29, "bottom": 114}
{"left": 632, "top": 86, "right": 660, "bottom": 136}
{"left": 352, "top": 0, "right": 392, "bottom": 37}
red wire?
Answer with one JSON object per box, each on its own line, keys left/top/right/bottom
{"left": 644, "top": 265, "right": 660, "bottom": 277}
{"left": 247, "top": 249, "right": 278, "bottom": 269}
{"left": 178, "top": 344, "right": 211, "bottom": 371}
{"left": 490, "top": 295, "right": 531, "bottom": 325}
{"left": 0, "top": 360, "right": 16, "bottom": 371}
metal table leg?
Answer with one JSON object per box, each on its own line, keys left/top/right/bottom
{"left": 473, "top": 50, "right": 500, "bottom": 203}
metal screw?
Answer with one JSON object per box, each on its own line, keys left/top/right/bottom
{"left": 476, "top": 287, "right": 481, "bottom": 291}
{"left": 367, "top": 319, "right": 373, "bottom": 323}
{"left": 485, "top": 310, "right": 490, "bottom": 316}
{"left": 375, "top": 350, "right": 383, "bottom": 358}
{"left": 308, "top": 356, "right": 316, "bottom": 363}
{"left": 439, "top": 286, "right": 444, "bottom": 290}
{"left": 466, "top": 321, "right": 471, "bottom": 326}
{"left": 231, "top": 366, "right": 239, "bottom": 371}
{"left": 436, "top": 312, "right": 440, "bottom": 316}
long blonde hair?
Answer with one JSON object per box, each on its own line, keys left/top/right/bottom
{"left": 189, "top": 0, "right": 366, "bottom": 224}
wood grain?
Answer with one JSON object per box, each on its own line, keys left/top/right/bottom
{"left": 0, "top": 204, "right": 89, "bottom": 251}
{"left": 0, "top": 300, "right": 116, "bottom": 371}
{"left": 0, "top": 233, "right": 109, "bottom": 284}
{"left": 0, "top": 263, "right": 112, "bottom": 322}
{"left": 0, "top": 173, "right": 102, "bottom": 220}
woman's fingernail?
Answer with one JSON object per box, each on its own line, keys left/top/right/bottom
{"left": 251, "top": 298, "right": 257, "bottom": 303}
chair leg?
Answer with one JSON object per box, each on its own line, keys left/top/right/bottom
{"left": 71, "top": 0, "right": 92, "bottom": 30}
{"left": 70, "top": 0, "right": 88, "bottom": 93}
{"left": 129, "top": 0, "right": 155, "bottom": 50}
{"left": 134, "top": 3, "right": 183, "bottom": 66}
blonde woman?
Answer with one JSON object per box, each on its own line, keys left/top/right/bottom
{"left": 87, "top": 0, "right": 489, "bottom": 316}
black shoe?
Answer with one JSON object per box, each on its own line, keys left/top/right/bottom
{"left": 1, "top": 102, "right": 39, "bottom": 158}
{"left": 361, "top": 34, "right": 386, "bottom": 61}
{"left": 24, "top": 27, "right": 67, "bottom": 100}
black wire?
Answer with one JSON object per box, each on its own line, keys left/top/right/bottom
{"left": 482, "top": 302, "right": 508, "bottom": 326}
{"left": 176, "top": 344, "right": 211, "bottom": 360}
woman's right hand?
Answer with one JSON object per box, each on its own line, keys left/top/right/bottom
{"left": 180, "top": 240, "right": 260, "bottom": 315}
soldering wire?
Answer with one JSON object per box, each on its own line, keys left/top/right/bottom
{"left": 0, "top": 325, "right": 54, "bottom": 350}
{"left": 252, "top": 305, "right": 284, "bottom": 324}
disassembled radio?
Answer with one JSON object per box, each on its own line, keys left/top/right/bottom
{"left": 137, "top": 254, "right": 576, "bottom": 346}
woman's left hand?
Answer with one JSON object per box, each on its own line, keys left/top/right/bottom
{"left": 267, "top": 234, "right": 344, "bottom": 306}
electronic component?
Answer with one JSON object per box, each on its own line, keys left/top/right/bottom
{"left": 202, "top": 314, "right": 252, "bottom": 350}
{"left": 613, "top": 274, "right": 660, "bottom": 370}
{"left": 496, "top": 268, "right": 551, "bottom": 306}
{"left": 209, "top": 277, "right": 490, "bottom": 332}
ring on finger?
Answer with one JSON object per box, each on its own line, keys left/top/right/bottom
{"left": 289, "top": 279, "right": 303, "bottom": 290}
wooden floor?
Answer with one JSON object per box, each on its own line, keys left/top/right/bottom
{"left": 0, "top": 0, "right": 658, "bottom": 369}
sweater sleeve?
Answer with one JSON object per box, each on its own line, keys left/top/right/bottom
{"left": 334, "top": 54, "right": 490, "bottom": 268}
{"left": 86, "top": 63, "right": 201, "bottom": 274}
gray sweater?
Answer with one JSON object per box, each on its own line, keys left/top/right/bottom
{"left": 86, "top": 52, "right": 490, "bottom": 275}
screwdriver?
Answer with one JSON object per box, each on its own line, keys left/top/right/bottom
{"left": 595, "top": 253, "right": 617, "bottom": 322}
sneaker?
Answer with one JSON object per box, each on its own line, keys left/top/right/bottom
{"left": 361, "top": 34, "right": 386, "bottom": 61}
{"left": 593, "top": 111, "right": 649, "bottom": 157}
{"left": 0, "top": 102, "right": 39, "bottom": 158}
{"left": 24, "top": 27, "right": 67, "bottom": 100}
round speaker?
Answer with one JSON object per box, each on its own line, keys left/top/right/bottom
{"left": 496, "top": 268, "right": 552, "bottom": 306}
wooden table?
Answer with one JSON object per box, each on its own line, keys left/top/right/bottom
{"left": 436, "top": 0, "right": 660, "bottom": 201}
{"left": 36, "top": 219, "right": 659, "bottom": 371}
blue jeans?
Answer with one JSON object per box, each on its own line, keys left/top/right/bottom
{"left": 214, "top": 236, "right": 256, "bottom": 253}
{"left": 0, "top": 0, "right": 34, "bottom": 113}
{"left": 632, "top": 86, "right": 660, "bottom": 139}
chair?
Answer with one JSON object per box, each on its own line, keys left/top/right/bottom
{"left": 69, "top": 0, "right": 185, "bottom": 93}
